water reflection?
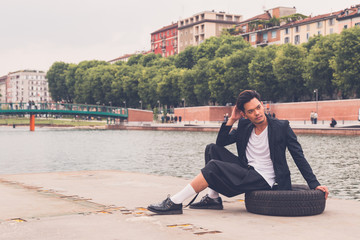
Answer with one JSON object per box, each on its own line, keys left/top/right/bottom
{"left": 0, "top": 127, "right": 359, "bottom": 201}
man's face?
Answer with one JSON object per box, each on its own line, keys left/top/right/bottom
{"left": 243, "top": 98, "right": 266, "bottom": 125}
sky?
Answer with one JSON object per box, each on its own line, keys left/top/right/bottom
{"left": 1, "top": 0, "right": 359, "bottom": 75}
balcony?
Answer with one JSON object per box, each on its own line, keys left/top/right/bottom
{"left": 256, "top": 40, "right": 268, "bottom": 46}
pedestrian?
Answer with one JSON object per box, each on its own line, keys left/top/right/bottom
{"left": 313, "top": 112, "right": 318, "bottom": 124}
{"left": 179, "top": 116, "right": 182, "bottom": 123}
{"left": 330, "top": 118, "right": 337, "bottom": 127}
{"left": 224, "top": 113, "right": 229, "bottom": 122}
{"left": 310, "top": 111, "right": 314, "bottom": 124}
{"left": 147, "top": 90, "right": 329, "bottom": 215}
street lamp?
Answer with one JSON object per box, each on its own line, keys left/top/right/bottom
{"left": 123, "top": 100, "right": 126, "bottom": 108}
{"left": 157, "top": 100, "right": 160, "bottom": 113}
{"left": 109, "top": 101, "right": 112, "bottom": 107}
{"left": 314, "top": 89, "right": 318, "bottom": 113}
{"left": 182, "top": 98, "right": 186, "bottom": 123}
{"left": 139, "top": 100, "right": 142, "bottom": 109}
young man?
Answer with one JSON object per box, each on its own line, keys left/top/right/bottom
{"left": 148, "top": 90, "right": 329, "bottom": 215}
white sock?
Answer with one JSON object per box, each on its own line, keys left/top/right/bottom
{"left": 170, "top": 184, "right": 197, "bottom": 204}
{"left": 208, "top": 188, "right": 220, "bottom": 199}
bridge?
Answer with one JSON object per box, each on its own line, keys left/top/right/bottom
{"left": 0, "top": 102, "right": 128, "bottom": 131}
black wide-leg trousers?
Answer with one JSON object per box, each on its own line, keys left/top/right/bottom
{"left": 201, "top": 143, "right": 271, "bottom": 197}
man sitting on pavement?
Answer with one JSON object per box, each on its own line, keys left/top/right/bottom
{"left": 147, "top": 90, "right": 329, "bottom": 215}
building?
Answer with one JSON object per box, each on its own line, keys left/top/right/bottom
{"left": 108, "top": 53, "right": 135, "bottom": 64}
{"left": 236, "top": 7, "right": 297, "bottom": 47}
{"left": 108, "top": 50, "right": 152, "bottom": 64}
{"left": 0, "top": 75, "right": 7, "bottom": 103}
{"left": 151, "top": 23, "right": 178, "bottom": 57}
{"left": 279, "top": 5, "right": 360, "bottom": 45}
{"left": 336, "top": 5, "right": 360, "bottom": 30}
{"left": 5, "top": 70, "right": 51, "bottom": 103}
{"left": 178, "top": 10, "right": 242, "bottom": 52}
{"left": 280, "top": 11, "right": 341, "bottom": 45}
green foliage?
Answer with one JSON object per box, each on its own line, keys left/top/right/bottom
{"left": 273, "top": 44, "right": 307, "bottom": 101}
{"left": 249, "top": 46, "right": 279, "bottom": 101}
{"left": 280, "top": 14, "right": 308, "bottom": 23}
{"left": 331, "top": 27, "right": 360, "bottom": 98}
{"left": 304, "top": 34, "right": 339, "bottom": 98}
{"left": 47, "top": 30, "right": 360, "bottom": 110}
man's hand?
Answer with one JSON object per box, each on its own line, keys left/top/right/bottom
{"left": 226, "top": 106, "right": 243, "bottom": 126}
{"left": 315, "top": 185, "right": 329, "bottom": 200}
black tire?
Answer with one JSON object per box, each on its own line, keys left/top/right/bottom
{"left": 245, "top": 185, "right": 326, "bottom": 216}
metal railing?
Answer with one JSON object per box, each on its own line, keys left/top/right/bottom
{"left": 0, "top": 102, "right": 128, "bottom": 118}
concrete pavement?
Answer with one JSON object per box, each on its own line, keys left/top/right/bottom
{"left": 0, "top": 170, "right": 359, "bottom": 240}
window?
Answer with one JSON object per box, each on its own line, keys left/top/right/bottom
{"left": 318, "top": 31, "right": 321, "bottom": 35}
{"left": 317, "top": 22, "right": 323, "bottom": 28}
{"left": 344, "top": 25, "right": 348, "bottom": 29}
{"left": 271, "top": 30, "right": 276, "bottom": 39}
{"left": 295, "top": 26, "right": 299, "bottom": 33}
{"left": 285, "top": 28, "right": 289, "bottom": 34}
{"left": 242, "top": 25, "right": 246, "bottom": 32}
{"left": 235, "top": 16, "right": 240, "bottom": 22}
{"left": 284, "top": 37, "right": 289, "bottom": 43}
{"left": 251, "top": 34, "right": 256, "bottom": 42}
{"left": 263, "top": 32, "right": 268, "bottom": 41}
{"left": 329, "top": 19, "right": 334, "bottom": 26}
{"left": 306, "top": 33, "right": 310, "bottom": 40}
{"left": 295, "top": 35, "right": 300, "bottom": 45}
{"left": 307, "top": 24, "right": 310, "bottom": 31}
{"left": 216, "top": 14, "right": 224, "bottom": 20}
{"left": 355, "top": 22, "right": 360, "bottom": 26}
{"left": 330, "top": 28, "right": 333, "bottom": 34}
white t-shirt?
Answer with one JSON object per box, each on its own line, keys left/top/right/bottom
{"left": 245, "top": 126, "right": 276, "bottom": 187}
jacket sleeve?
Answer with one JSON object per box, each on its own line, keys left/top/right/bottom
{"left": 216, "top": 122, "right": 237, "bottom": 147}
{"left": 286, "top": 123, "right": 320, "bottom": 189}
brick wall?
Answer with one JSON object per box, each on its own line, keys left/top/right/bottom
{"left": 271, "top": 99, "right": 360, "bottom": 121}
{"left": 127, "top": 109, "right": 153, "bottom": 122}
{"left": 174, "top": 106, "right": 232, "bottom": 122}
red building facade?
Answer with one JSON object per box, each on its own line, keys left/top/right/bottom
{"left": 151, "top": 23, "right": 178, "bottom": 57}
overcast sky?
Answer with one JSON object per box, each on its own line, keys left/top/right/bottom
{"left": 1, "top": 0, "right": 359, "bottom": 75}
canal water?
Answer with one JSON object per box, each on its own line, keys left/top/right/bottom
{"left": 0, "top": 127, "right": 359, "bottom": 201}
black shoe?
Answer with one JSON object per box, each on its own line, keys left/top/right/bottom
{"left": 147, "top": 196, "right": 183, "bottom": 215}
{"left": 189, "top": 194, "right": 223, "bottom": 210}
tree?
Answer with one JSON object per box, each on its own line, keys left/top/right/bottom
{"left": 207, "top": 58, "right": 228, "bottom": 105}
{"left": 303, "top": 34, "right": 339, "bottom": 99}
{"left": 248, "top": 45, "right": 280, "bottom": 102}
{"left": 73, "top": 60, "right": 109, "bottom": 104}
{"left": 223, "top": 47, "right": 256, "bottom": 103}
{"left": 157, "top": 68, "right": 182, "bottom": 107}
{"left": 192, "top": 59, "right": 211, "bottom": 105}
{"left": 178, "top": 69, "right": 198, "bottom": 106}
{"left": 46, "top": 62, "right": 70, "bottom": 102}
{"left": 175, "top": 46, "right": 197, "bottom": 69}
{"left": 273, "top": 44, "right": 307, "bottom": 101}
{"left": 331, "top": 27, "right": 360, "bottom": 98}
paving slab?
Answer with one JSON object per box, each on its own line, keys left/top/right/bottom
{"left": 0, "top": 170, "right": 359, "bottom": 240}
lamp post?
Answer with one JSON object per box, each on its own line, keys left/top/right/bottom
{"left": 157, "top": 100, "right": 160, "bottom": 113}
{"left": 139, "top": 100, "right": 142, "bottom": 109}
{"left": 314, "top": 89, "right": 318, "bottom": 113}
{"left": 182, "top": 98, "right": 186, "bottom": 123}
{"left": 123, "top": 100, "right": 126, "bottom": 108}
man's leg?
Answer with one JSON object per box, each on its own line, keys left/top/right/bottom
{"left": 147, "top": 172, "right": 209, "bottom": 215}
{"left": 204, "top": 144, "right": 240, "bottom": 199}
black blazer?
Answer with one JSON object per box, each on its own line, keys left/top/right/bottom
{"left": 216, "top": 115, "right": 320, "bottom": 190}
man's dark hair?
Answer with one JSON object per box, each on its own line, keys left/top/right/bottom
{"left": 236, "top": 90, "right": 261, "bottom": 112}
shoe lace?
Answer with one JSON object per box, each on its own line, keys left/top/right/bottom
{"left": 184, "top": 193, "right": 199, "bottom": 208}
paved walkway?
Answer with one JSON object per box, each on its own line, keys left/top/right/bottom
{"left": 0, "top": 170, "right": 359, "bottom": 240}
